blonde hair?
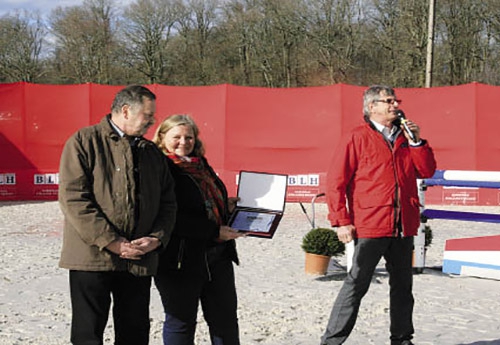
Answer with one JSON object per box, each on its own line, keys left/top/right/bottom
{"left": 152, "top": 114, "right": 205, "bottom": 156}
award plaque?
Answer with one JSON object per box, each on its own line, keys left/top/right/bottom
{"left": 229, "top": 171, "right": 288, "bottom": 238}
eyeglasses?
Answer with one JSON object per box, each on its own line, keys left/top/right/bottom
{"left": 374, "top": 98, "right": 402, "bottom": 105}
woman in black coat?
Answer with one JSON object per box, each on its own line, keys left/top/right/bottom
{"left": 152, "top": 114, "right": 244, "bottom": 345}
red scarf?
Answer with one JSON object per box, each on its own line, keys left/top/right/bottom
{"left": 167, "top": 153, "right": 225, "bottom": 225}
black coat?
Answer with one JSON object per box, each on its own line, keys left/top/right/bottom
{"left": 158, "top": 156, "right": 239, "bottom": 274}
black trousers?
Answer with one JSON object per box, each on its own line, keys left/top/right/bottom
{"left": 154, "top": 257, "right": 240, "bottom": 345}
{"left": 321, "top": 236, "right": 414, "bottom": 345}
{"left": 69, "top": 270, "right": 152, "bottom": 345}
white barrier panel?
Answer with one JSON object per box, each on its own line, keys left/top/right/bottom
{"left": 442, "top": 170, "right": 500, "bottom": 182}
{"left": 443, "top": 235, "right": 500, "bottom": 280}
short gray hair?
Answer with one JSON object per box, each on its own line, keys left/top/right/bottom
{"left": 363, "top": 85, "right": 395, "bottom": 120}
{"left": 111, "top": 85, "right": 156, "bottom": 114}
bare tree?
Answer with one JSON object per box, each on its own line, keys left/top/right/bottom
{"left": 49, "top": 0, "right": 118, "bottom": 84}
{"left": 171, "top": 0, "right": 221, "bottom": 85}
{"left": 218, "top": 0, "right": 263, "bottom": 85}
{"left": 122, "top": 0, "right": 178, "bottom": 84}
{"left": 265, "top": 0, "right": 309, "bottom": 87}
{"left": 470, "top": 0, "right": 500, "bottom": 85}
{"left": 2, "top": 0, "right": 500, "bottom": 87}
{"left": 0, "top": 11, "right": 45, "bottom": 82}
{"left": 435, "top": 0, "right": 485, "bottom": 85}
{"left": 303, "top": 0, "right": 362, "bottom": 85}
{"left": 364, "top": 0, "right": 428, "bottom": 87}
{"left": 233, "top": 0, "right": 308, "bottom": 88}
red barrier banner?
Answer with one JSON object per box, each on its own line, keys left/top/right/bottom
{"left": 1, "top": 82, "right": 500, "bottom": 205}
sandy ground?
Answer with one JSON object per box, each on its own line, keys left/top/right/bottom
{"left": 1, "top": 201, "right": 499, "bottom": 345}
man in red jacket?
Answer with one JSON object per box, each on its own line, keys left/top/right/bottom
{"left": 320, "top": 85, "right": 436, "bottom": 345}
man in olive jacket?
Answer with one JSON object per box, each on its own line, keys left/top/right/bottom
{"left": 58, "top": 85, "right": 177, "bottom": 345}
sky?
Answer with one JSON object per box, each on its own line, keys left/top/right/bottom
{"left": 0, "top": 0, "right": 84, "bottom": 16}
{"left": 0, "top": 0, "right": 132, "bottom": 17}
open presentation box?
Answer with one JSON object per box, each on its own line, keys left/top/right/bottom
{"left": 229, "top": 171, "right": 288, "bottom": 238}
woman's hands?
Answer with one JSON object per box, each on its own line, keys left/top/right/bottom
{"left": 227, "top": 197, "right": 240, "bottom": 214}
{"left": 216, "top": 196, "right": 245, "bottom": 241}
{"left": 218, "top": 225, "right": 246, "bottom": 241}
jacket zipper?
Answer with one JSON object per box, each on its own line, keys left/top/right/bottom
{"left": 380, "top": 131, "right": 400, "bottom": 237}
{"left": 391, "top": 134, "right": 402, "bottom": 237}
{"left": 177, "top": 238, "right": 185, "bottom": 269}
{"left": 204, "top": 251, "right": 212, "bottom": 282}
{"left": 182, "top": 173, "right": 215, "bottom": 279}
{"left": 122, "top": 139, "right": 133, "bottom": 238}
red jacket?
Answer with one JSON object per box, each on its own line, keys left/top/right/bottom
{"left": 326, "top": 122, "right": 436, "bottom": 238}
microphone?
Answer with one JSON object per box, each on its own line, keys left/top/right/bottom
{"left": 396, "top": 110, "right": 416, "bottom": 142}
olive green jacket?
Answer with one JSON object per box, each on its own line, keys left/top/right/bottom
{"left": 58, "top": 115, "right": 177, "bottom": 276}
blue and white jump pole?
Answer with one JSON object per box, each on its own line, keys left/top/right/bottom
{"left": 416, "top": 170, "right": 500, "bottom": 278}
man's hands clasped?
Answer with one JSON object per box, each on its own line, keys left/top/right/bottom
{"left": 106, "top": 236, "right": 160, "bottom": 260}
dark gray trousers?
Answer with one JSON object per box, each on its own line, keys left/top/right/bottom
{"left": 320, "top": 236, "right": 414, "bottom": 345}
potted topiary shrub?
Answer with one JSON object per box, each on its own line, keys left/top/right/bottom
{"left": 302, "top": 227, "right": 345, "bottom": 275}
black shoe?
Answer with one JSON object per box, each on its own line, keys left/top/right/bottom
{"left": 391, "top": 341, "right": 414, "bottom": 345}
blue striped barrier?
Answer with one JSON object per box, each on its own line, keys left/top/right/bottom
{"left": 421, "top": 170, "right": 500, "bottom": 279}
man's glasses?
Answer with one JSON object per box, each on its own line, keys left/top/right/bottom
{"left": 374, "top": 98, "right": 402, "bottom": 105}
